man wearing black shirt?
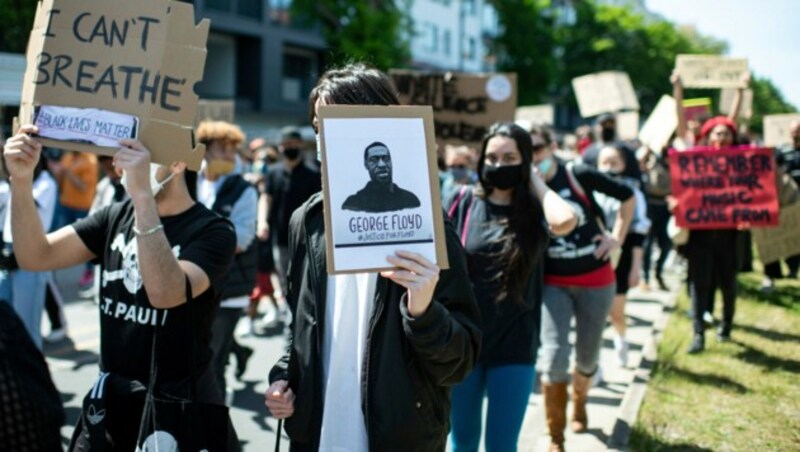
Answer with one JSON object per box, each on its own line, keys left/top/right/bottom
{"left": 258, "top": 128, "right": 321, "bottom": 291}
{"left": 4, "top": 125, "right": 238, "bottom": 450}
{"left": 342, "top": 141, "right": 421, "bottom": 213}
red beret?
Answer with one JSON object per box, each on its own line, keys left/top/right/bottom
{"left": 700, "top": 116, "right": 737, "bottom": 140}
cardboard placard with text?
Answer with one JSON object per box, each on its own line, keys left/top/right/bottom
{"left": 675, "top": 55, "right": 748, "bottom": 89}
{"left": 669, "top": 146, "right": 778, "bottom": 230}
{"left": 195, "top": 99, "right": 235, "bottom": 126}
{"left": 763, "top": 113, "right": 800, "bottom": 148}
{"left": 639, "top": 95, "right": 678, "bottom": 151}
{"left": 719, "top": 88, "right": 753, "bottom": 119}
{"left": 18, "top": 0, "right": 210, "bottom": 170}
{"left": 390, "top": 70, "right": 517, "bottom": 148}
{"left": 752, "top": 202, "right": 800, "bottom": 264}
{"left": 571, "top": 71, "right": 639, "bottom": 118}
{"left": 515, "top": 104, "right": 555, "bottom": 128}
{"left": 317, "top": 105, "right": 448, "bottom": 274}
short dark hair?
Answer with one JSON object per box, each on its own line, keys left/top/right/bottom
{"left": 281, "top": 127, "right": 302, "bottom": 142}
{"left": 309, "top": 63, "right": 400, "bottom": 129}
{"left": 363, "top": 141, "right": 390, "bottom": 161}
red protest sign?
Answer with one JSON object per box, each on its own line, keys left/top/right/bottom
{"left": 669, "top": 146, "right": 779, "bottom": 230}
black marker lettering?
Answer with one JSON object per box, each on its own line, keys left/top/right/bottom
{"left": 160, "top": 76, "right": 183, "bottom": 111}
{"left": 72, "top": 12, "right": 91, "bottom": 42}
{"left": 44, "top": 9, "right": 61, "bottom": 37}
{"left": 75, "top": 60, "right": 97, "bottom": 93}
{"left": 138, "top": 16, "right": 160, "bottom": 51}
{"left": 52, "top": 55, "right": 73, "bottom": 88}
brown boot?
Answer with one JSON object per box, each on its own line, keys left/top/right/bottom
{"left": 571, "top": 371, "right": 592, "bottom": 433}
{"left": 542, "top": 382, "right": 568, "bottom": 452}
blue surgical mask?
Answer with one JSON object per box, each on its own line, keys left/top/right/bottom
{"left": 449, "top": 166, "right": 470, "bottom": 182}
{"left": 536, "top": 157, "right": 553, "bottom": 175}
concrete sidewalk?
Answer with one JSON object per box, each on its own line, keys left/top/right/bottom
{"left": 517, "top": 271, "right": 681, "bottom": 452}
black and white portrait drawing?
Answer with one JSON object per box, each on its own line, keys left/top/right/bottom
{"left": 341, "top": 141, "right": 421, "bottom": 213}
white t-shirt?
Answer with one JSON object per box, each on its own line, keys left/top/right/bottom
{"left": 318, "top": 272, "right": 377, "bottom": 452}
{"left": 3, "top": 171, "right": 58, "bottom": 242}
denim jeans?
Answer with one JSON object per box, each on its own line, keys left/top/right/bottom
{"left": 536, "top": 283, "right": 616, "bottom": 383}
{"left": 450, "top": 363, "right": 535, "bottom": 452}
{"left": 0, "top": 269, "right": 48, "bottom": 349}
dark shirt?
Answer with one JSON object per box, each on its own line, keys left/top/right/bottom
{"left": 778, "top": 145, "right": 800, "bottom": 186}
{"left": 265, "top": 162, "right": 322, "bottom": 246}
{"left": 544, "top": 163, "right": 634, "bottom": 276}
{"left": 72, "top": 201, "right": 236, "bottom": 398}
{"left": 458, "top": 196, "right": 545, "bottom": 365}
{"left": 341, "top": 180, "right": 421, "bottom": 213}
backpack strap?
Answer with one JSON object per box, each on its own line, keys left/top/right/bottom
{"left": 446, "top": 185, "right": 475, "bottom": 248}
{"left": 565, "top": 161, "right": 591, "bottom": 209}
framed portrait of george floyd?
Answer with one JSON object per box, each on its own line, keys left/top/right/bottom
{"left": 317, "top": 105, "right": 449, "bottom": 274}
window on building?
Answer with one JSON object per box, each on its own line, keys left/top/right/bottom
{"left": 282, "top": 48, "right": 317, "bottom": 103}
{"left": 465, "top": 37, "right": 477, "bottom": 60}
{"left": 206, "top": 0, "right": 231, "bottom": 13}
{"left": 442, "top": 29, "right": 451, "bottom": 56}
{"left": 464, "top": 0, "right": 477, "bottom": 16}
{"left": 420, "top": 23, "right": 439, "bottom": 53}
{"left": 237, "top": 0, "right": 263, "bottom": 18}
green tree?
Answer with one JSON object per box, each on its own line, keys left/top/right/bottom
{"left": 490, "top": 0, "right": 556, "bottom": 106}
{"left": 291, "top": 0, "right": 411, "bottom": 71}
{"left": 748, "top": 75, "right": 797, "bottom": 135}
{"left": 0, "top": 0, "right": 37, "bottom": 53}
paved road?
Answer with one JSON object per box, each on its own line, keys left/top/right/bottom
{"left": 46, "top": 263, "right": 680, "bottom": 451}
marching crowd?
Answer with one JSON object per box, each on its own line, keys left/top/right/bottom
{"left": 1, "top": 63, "right": 799, "bottom": 451}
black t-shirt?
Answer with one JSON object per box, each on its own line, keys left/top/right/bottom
{"left": 72, "top": 200, "right": 236, "bottom": 397}
{"left": 449, "top": 192, "right": 546, "bottom": 365}
{"left": 265, "top": 162, "right": 322, "bottom": 246}
{"left": 544, "top": 163, "right": 633, "bottom": 276}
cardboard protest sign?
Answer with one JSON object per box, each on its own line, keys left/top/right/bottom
{"left": 763, "top": 113, "right": 800, "bottom": 148}
{"left": 639, "top": 95, "right": 678, "bottom": 151}
{"left": 719, "top": 87, "right": 753, "bottom": 119}
{"left": 752, "top": 202, "right": 800, "bottom": 264}
{"left": 571, "top": 71, "right": 639, "bottom": 118}
{"left": 515, "top": 104, "right": 554, "bottom": 128}
{"left": 18, "top": 0, "right": 210, "bottom": 170}
{"left": 615, "top": 111, "right": 639, "bottom": 141}
{"left": 669, "top": 146, "right": 779, "bottom": 229}
{"left": 195, "top": 99, "right": 235, "bottom": 126}
{"left": 675, "top": 55, "right": 748, "bottom": 89}
{"left": 317, "top": 105, "right": 448, "bottom": 274}
{"left": 390, "top": 70, "right": 517, "bottom": 148}
{"left": 682, "top": 97, "right": 711, "bottom": 123}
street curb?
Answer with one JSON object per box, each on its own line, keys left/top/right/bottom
{"left": 606, "top": 282, "right": 680, "bottom": 451}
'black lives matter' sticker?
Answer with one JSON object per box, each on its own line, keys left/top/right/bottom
{"left": 34, "top": 105, "right": 139, "bottom": 147}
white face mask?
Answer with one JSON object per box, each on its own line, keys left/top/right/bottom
{"left": 121, "top": 163, "right": 176, "bottom": 197}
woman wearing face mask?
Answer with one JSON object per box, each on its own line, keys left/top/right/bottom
{"left": 595, "top": 146, "right": 650, "bottom": 368}
{"left": 441, "top": 145, "right": 476, "bottom": 199}
{"left": 447, "top": 123, "right": 576, "bottom": 452}
{"left": 531, "top": 132, "right": 635, "bottom": 452}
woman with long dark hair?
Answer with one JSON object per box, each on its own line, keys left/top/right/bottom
{"left": 448, "top": 123, "right": 576, "bottom": 451}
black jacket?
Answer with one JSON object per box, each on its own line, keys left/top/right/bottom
{"left": 269, "top": 193, "right": 481, "bottom": 452}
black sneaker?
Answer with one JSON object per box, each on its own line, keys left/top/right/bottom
{"left": 716, "top": 327, "right": 731, "bottom": 342}
{"left": 687, "top": 334, "right": 705, "bottom": 354}
{"left": 234, "top": 346, "right": 254, "bottom": 380}
{"left": 656, "top": 275, "right": 669, "bottom": 291}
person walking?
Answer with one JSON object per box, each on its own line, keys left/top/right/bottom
{"left": 265, "top": 63, "right": 482, "bottom": 452}
{"left": 448, "top": 123, "right": 576, "bottom": 452}
{"left": 532, "top": 139, "right": 635, "bottom": 452}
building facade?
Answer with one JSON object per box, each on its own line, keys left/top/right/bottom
{"left": 404, "top": 0, "right": 499, "bottom": 73}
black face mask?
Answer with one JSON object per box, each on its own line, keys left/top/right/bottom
{"left": 283, "top": 148, "right": 301, "bottom": 160}
{"left": 601, "top": 127, "right": 616, "bottom": 143}
{"left": 482, "top": 164, "right": 523, "bottom": 190}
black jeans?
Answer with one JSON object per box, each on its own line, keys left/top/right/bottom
{"left": 687, "top": 230, "right": 738, "bottom": 335}
{"left": 210, "top": 307, "right": 243, "bottom": 395}
{"left": 643, "top": 201, "right": 672, "bottom": 282}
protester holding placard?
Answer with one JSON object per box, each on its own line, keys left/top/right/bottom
{"left": 265, "top": 63, "right": 481, "bottom": 452}
{"left": 639, "top": 145, "right": 673, "bottom": 291}
{"left": 532, "top": 141, "right": 635, "bottom": 451}
{"left": 447, "top": 123, "right": 576, "bottom": 452}
{"left": 4, "top": 125, "right": 239, "bottom": 449}
{"left": 595, "top": 145, "right": 651, "bottom": 367}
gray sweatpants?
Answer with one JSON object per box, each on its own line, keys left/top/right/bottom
{"left": 536, "top": 282, "right": 616, "bottom": 383}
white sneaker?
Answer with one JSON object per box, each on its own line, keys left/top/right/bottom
{"left": 44, "top": 327, "right": 68, "bottom": 343}
{"left": 703, "top": 311, "right": 715, "bottom": 326}
{"left": 613, "top": 336, "right": 629, "bottom": 368}
{"left": 592, "top": 365, "right": 604, "bottom": 386}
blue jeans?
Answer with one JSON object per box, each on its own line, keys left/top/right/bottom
{"left": 450, "top": 363, "right": 535, "bottom": 452}
{"left": 0, "top": 269, "right": 48, "bottom": 349}
{"left": 536, "top": 283, "right": 616, "bottom": 383}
